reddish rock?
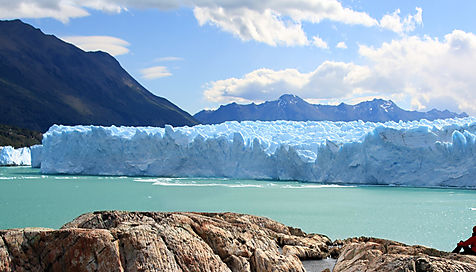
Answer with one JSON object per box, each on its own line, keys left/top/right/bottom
{"left": 1, "top": 212, "right": 330, "bottom": 271}
{"left": 333, "top": 237, "right": 476, "bottom": 272}
{"left": 2, "top": 212, "right": 475, "bottom": 272}
{"left": 0, "top": 227, "right": 122, "bottom": 272}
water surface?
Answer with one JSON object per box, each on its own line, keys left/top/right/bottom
{"left": 1, "top": 167, "right": 475, "bottom": 251}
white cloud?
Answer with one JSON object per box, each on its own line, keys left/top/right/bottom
{"left": 379, "top": 7, "right": 422, "bottom": 35}
{"left": 156, "top": 56, "right": 184, "bottom": 62}
{"left": 312, "top": 35, "right": 328, "bottom": 49}
{"left": 192, "top": 0, "right": 378, "bottom": 46}
{"left": 81, "top": 0, "right": 124, "bottom": 13}
{"left": 358, "top": 30, "right": 476, "bottom": 113}
{"left": 204, "top": 30, "right": 476, "bottom": 115}
{"left": 336, "top": 41, "right": 347, "bottom": 49}
{"left": 61, "top": 36, "right": 130, "bottom": 56}
{"left": 194, "top": 7, "right": 309, "bottom": 46}
{"left": 203, "top": 61, "right": 371, "bottom": 104}
{"left": 0, "top": 1, "right": 422, "bottom": 46}
{"left": 203, "top": 67, "right": 309, "bottom": 103}
{"left": 192, "top": 0, "right": 380, "bottom": 46}
{"left": 0, "top": 0, "right": 89, "bottom": 23}
{"left": 140, "top": 66, "right": 172, "bottom": 79}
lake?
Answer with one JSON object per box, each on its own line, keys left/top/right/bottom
{"left": 1, "top": 166, "right": 475, "bottom": 251}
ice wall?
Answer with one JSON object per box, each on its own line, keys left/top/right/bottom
{"left": 30, "top": 145, "right": 43, "bottom": 168}
{"left": 40, "top": 117, "right": 476, "bottom": 187}
{"left": 0, "top": 146, "right": 31, "bottom": 166}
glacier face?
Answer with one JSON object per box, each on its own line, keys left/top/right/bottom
{"left": 0, "top": 146, "right": 31, "bottom": 166}
{"left": 40, "top": 117, "right": 476, "bottom": 187}
{"left": 30, "top": 145, "right": 42, "bottom": 168}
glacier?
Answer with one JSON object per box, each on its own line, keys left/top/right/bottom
{"left": 0, "top": 146, "right": 31, "bottom": 166}
{"left": 39, "top": 117, "right": 476, "bottom": 187}
{"left": 30, "top": 145, "right": 43, "bottom": 168}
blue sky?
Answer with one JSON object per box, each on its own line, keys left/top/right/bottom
{"left": 3, "top": 0, "right": 476, "bottom": 115}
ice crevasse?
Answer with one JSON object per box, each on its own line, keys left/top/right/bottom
{"left": 39, "top": 117, "right": 476, "bottom": 187}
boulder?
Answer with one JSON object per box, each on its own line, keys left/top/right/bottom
{"left": 333, "top": 237, "right": 476, "bottom": 272}
{"left": 0, "top": 211, "right": 331, "bottom": 272}
{"left": 2, "top": 212, "right": 476, "bottom": 272}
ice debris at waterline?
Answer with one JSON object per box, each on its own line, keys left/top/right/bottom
{"left": 0, "top": 146, "right": 31, "bottom": 166}
{"left": 39, "top": 117, "right": 476, "bottom": 187}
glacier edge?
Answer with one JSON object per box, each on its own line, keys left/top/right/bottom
{"left": 0, "top": 146, "right": 31, "bottom": 166}
{"left": 39, "top": 117, "right": 476, "bottom": 187}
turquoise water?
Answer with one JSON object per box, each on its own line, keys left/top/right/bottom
{"left": 1, "top": 167, "right": 475, "bottom": 251}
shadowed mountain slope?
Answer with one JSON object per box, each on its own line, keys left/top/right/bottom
{"left": 0, "top": 20, "right": 197, "bottom": 132}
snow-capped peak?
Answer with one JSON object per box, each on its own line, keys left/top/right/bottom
{"left": 278, "top": 94, "right": 302, "bottom": 106}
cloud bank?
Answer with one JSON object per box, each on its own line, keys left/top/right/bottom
{"left": 1, "top": 0, "right": 422, "bottom": 46}
{"left": 204, "top": 30, "right": 476, "bottom": 115}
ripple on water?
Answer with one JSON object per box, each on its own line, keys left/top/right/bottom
{"left": 0, "top": 176, "right": 40, "bottom": 180}
{"left": 133, "top": 177, "right": 356, "bottom": 189}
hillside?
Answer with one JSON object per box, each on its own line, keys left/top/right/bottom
{"left": 194, "top": 94, "right": 467, "bottom": 124}
{"left": 0, "top": 124, "right": 42, "bottom": 148}
{"left": 0, "top": 20, "right": 197, "bottom": 132}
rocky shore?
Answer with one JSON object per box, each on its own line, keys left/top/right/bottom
{"left": 1, "top": 211, "right": 475, "bottom": 271}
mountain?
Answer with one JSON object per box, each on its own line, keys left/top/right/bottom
{"left": 194, "top": 94, "right": 468, "bottom": 124}
{"left": 0, "top": 20, "right": 197, "bottom": 132}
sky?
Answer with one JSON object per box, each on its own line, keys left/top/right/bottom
{"left": 2, "top": 0, "right": 476, "bottom": 116}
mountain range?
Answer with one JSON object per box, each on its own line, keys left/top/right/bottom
{"left": 0, "top": 20, "right": 197, "bottom": 132}
{"left": 194, "top": 94, "right": 468, "bottom": 124}
{"left": 0, "top": 20, "right": 469, "bottom": 134}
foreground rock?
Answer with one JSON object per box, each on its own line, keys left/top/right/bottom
{"left": 0, "top": 211, "right": 331, "bottom": 271}
{"left": 1, "top": 212, "right": 475, "bottom": 272}
{"left": 334, "top": 237, "right": 476, "bottom": 272}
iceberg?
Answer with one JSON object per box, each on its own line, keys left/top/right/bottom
{"left": 0, "top": 146, "right": 31, "bottom": 166}
{"left": 40, "top": 117, "right": 476, "bottom": 187}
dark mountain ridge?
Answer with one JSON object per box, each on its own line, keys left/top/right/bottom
{"left": 194, "top": 94, "right": 468, "bottom": 124}
{"left": 0, "top": 19, "right": 197, "bottom": 132}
